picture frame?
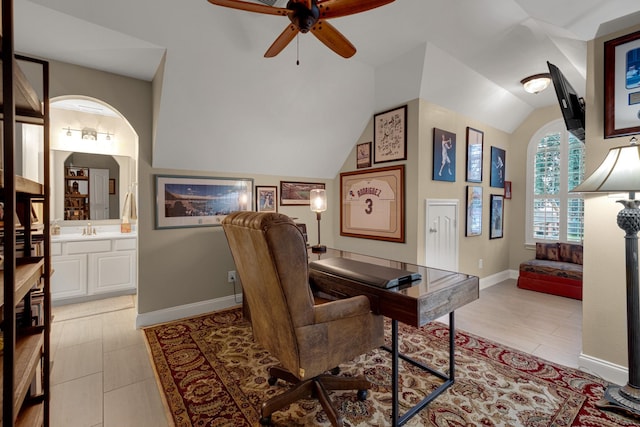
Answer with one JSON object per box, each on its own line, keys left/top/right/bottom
{"left": 256, "top": 186, "right": 278, "bottom": 212}
{"left": 340, "top": 165, "right": 404, "bottom": 242}
{"left": 356, "top": 141, "right": 372, "bottom": 169}
{"left": 490, "top": 194, "right": 504, "bottom": 239}
{"left": 466, "top": 127, "right": 483, "bottom": 183}
{"left": 155, "top": 175, "right": 253, "bottom": 229}
{"left": 108, "top": 178, "right": 116, "bottom": 195}
{"left": 373, "top": 105, "right": 407, "bottom": 164}
{"left": 433, "top": 128, "right": 456, "bottom": 182}
{"left": 604, "top": 30, "right": 640, "bottom": 139}
{"left": 490, "top": 146, "right": 506, "bottom": 188}
{"left": 280, "top": 181, "right": 325, "bottom": 206}
{"left": 504, "top": 181, "right": 512, "bottom": 199}
{"left": 465, "top": 186, "right": 482, "bottom": 237}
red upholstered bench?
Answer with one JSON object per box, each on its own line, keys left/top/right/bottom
{"left": 517, "top": 242, "right": 583, "bottom": 300}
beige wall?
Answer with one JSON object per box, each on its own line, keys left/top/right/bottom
{"left": 334, "top": 99, "right": 513, "bottom": 279}
{"left": 47, "top": 59, "right": 330, "bottom": 315}
{"left": 579, "top": 24, "right": 640, "bottom": 368}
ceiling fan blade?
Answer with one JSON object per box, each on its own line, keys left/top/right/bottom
{"left": 264, "top": 24, "right": 299, "bottom": 57}
{"left": 318, "top": 0, "right": 395, "bottom": 19}
{"left": 208, "top": 0, "right": 289, "bottom": 16}
{"left": 311, "top": 20, "right": 356, "bottom": 58}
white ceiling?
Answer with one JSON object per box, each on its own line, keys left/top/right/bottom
{"left": 12, "top": 0, "right": 640, "bottom": 179}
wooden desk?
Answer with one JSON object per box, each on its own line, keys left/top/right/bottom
{"left": 308, "top": 248, "right": 479, "bottom": 426}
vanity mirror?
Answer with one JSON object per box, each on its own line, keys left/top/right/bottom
{"left": 52, "top": 150, "right": 133, "bottom": 222}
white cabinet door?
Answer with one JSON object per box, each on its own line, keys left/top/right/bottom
{"left": 88, "top": 250, "right": 136, "bottom": 294}
{"left": 51, "top": 254, "right": 87, "bottom": 300}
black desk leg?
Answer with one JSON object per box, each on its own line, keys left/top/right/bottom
{"left": 392, "top": 319, "right": 399, "bottom": 426}
{"left": 388, "top": 312, "right": 456, "bottom": 427}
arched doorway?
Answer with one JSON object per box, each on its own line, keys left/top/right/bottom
{"left": 49, "top": 96, "right": 139, "bottom": 304}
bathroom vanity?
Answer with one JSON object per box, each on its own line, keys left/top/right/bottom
{"left": 51, "top": 225, "right": 137, "bottom": 303}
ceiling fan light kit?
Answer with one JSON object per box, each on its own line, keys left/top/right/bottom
{"left": 208, "top": 0, "right": 395, "bottom": 59}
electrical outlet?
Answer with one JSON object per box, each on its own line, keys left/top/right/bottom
{"left": 228, "top": 270, "right": 237, "bottom": 283}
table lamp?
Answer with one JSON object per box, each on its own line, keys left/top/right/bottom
{"left": 571, "top": 137, "right": 640, "bottom": 416}
{"left": 310, "top": 188, "right": 327, "bottom": 253}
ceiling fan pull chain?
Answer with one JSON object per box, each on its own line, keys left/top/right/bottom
{"left": 296, "top": 34, "right": 300, "bottom": 66}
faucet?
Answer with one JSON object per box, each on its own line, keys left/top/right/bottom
{"left": 82, "top": 222, "right": 97, "bottom": 236}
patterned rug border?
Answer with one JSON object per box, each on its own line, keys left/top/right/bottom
{"left": 143, "top": 306, "right": 639, "bottom": 427}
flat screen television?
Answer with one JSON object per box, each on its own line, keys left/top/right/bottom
{"left": 547, "top": 61, "right": 586, "bottom": 142}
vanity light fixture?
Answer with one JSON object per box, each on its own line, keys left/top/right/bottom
{"left": 63, "top": 127, "right": 115, "bottom": 140}
{"left": 520, "top": 73, "right": 552, "bottom": 94}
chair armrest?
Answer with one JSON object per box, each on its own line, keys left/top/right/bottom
{"left": 313, "top": 295, "right": 372, "bottom": 324}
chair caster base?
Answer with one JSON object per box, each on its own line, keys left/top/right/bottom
{"left": 260, "top": 415, "right": 272, "bottom": 425}
{"left": 357, "top": 389, "right": 368, "bottom": 401}
{"left": 268, "top": 376, "right": 278, "bottom": 386}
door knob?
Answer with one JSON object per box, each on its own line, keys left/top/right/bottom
{"left": 429, "top": 228, "right": 437, "bottom": 233}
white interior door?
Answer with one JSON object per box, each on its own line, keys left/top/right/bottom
{"left": 425, "top": 199, "right": 459, "bottom": 271}
{"left": 90, "top": 168, "right": 110, "bottom": 220}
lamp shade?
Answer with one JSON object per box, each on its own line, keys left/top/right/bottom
{"left": 571, "top": 144, "right": 640, "bottom": 193}
{"left": 310, "top": 189, "right": 327, "bottom": 213}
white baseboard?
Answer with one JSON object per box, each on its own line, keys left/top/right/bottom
{"left": 578, "top": 353, "right": 627, "bottom": 386}
{"left": 479, "top": 269, "right": 517, "bottom": 290}
{"left": 136, "top": 293, "right": 243, "bottom": 329}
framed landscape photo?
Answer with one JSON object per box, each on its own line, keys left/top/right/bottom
{"left": 356, "top": 142, "right": 372, "bottom": 169}
{"left": 280, "top": 181, "right": 325, "bottom": 206}
{"left": 490, "top": 146, "right": 506, "bottom": 188}
{"left": 340, "top": 165, "right": 404, "bottom": 242}
{"left": 155, "top": 175, "right": 253, "bottom": 229}
{"left": 256, "top": 186, "right": 277, "bottom": 212}
{"left": 433, "top": 128, "right": 456, "bottom": 182}
{"left": 466, "top": 127, "right": 483, "bottom": 183}
{"left": 490, "top": 194, "right": 504, "bottom": 239}
{"left": 604, "top": 30, "right": 640, "bottom": 138}
{"left": 465, "top": 186, "right": 482, "bottom": 237}
{"left": 373, "top": 105, "right": 407, "bottom": 164}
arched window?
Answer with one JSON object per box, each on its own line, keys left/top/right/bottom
{"left": 525, "top": 120, "right": 585, "bottom": 244}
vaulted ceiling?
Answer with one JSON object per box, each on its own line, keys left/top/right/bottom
{"left": 14, "top": 0, "right": 640, "bottom": 178}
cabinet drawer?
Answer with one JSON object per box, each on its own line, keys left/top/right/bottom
{"left": 51, "top": 242, "right": 62, "bottom": 256}
{"left": 114, "top": 239, "right": 136, "bottom": 251}
{"left": 66, "top": 240, "right": 111, "bottom": 254}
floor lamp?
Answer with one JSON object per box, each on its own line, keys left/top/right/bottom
{"left": 572, "top": 138, "right": 640, "bottom": 416}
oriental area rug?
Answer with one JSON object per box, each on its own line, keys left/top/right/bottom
{"left": 143, "top": 307, "right": 638, "bottom": 426}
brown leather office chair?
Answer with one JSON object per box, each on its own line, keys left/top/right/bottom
{"left": 222, "top": 211, "right": 384, "bottom": 426}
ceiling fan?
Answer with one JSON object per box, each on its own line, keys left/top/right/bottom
{"left": 207, "top": 0, "right": 395, "bottom": 59}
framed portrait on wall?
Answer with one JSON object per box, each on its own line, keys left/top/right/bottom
{"left": 466, "top": 127, "right": 483, "bottom": 183}
{"left": 373, "top": 105, "right": 407, "bottom": 164}
{"left": 357, "top": 142, "right": 372, "bottom": 169}
{"left": 490, "top": 194, "right": 504, "bottom": 239}
{"left": 604, "top": 30, "right": 640, "bottom": 138}
{"left": 465, "top": 186, "right": 482, "bottom": 237}
{"left": 490, "top": 146, "right": 506, "bottom": 188}
{"left": 433, "top": 128, "right": 456, "bottom": 182}
{"left": 256, "top": 186, "right": 277, "bottom": 212}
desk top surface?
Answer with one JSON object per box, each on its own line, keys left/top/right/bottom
{"left": 309, "top": 248, "right": 479, "bottom": 327}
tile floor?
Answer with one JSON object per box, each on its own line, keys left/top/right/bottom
{"left": 50, "top": 295, "right": 168, "bottom": 427}
{"left": 49, "top": 279, "right": 583, "bottom": 426}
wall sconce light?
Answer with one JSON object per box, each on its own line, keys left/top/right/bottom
{"left": 520, "top": 73, "right": 552, "bottom": 94}
{"left": 66, "top": 127, "right": 72, "bottom": 137}
{"left": 310, "top": 188, "right": 327, "bottom": 253}
{"left": 571, "top": 137, "right": 640, "bottom": 416}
